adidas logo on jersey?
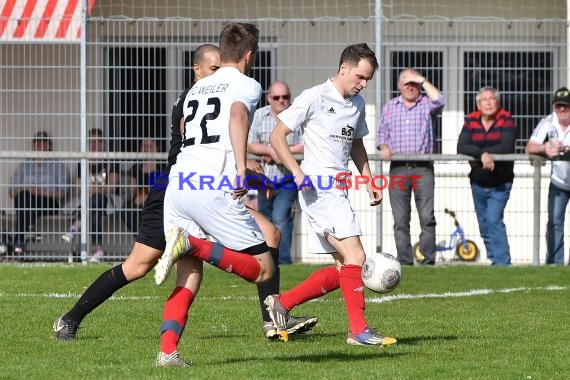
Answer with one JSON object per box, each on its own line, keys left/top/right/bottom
{"left": 328, "top": 107, "right": 336, "bottom": 114}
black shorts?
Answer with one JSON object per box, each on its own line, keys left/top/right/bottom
{"left": 135, "top": 187, "right": 166, "bottom": 251}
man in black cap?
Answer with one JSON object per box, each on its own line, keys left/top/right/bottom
{"left": 526, "top": 87, "right": 570, "bottom": 265}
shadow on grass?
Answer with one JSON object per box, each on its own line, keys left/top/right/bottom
{"left": 396, "top": 334, "right": 458, "bottom": 346}
{"left": 209, "top": 350, "right": 407, "bottom": 365}
{"left": 206, "top": 334, "right": 459, "bottom": 365}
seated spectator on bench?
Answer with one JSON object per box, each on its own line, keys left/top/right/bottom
{"left": 121, "top": 138, "right": 165, "bottom": 234}
{"left": 62, "top": 128, "right": 123, "bottom": 263}
{"left": 9, "top": 131, "right": 70, "bottom": 254}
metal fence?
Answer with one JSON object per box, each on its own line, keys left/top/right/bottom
{"left": 0, "top": 1, "right": 568, "bottom": 264}
{"left": 0, "top": 152, "right": 554, "bottom": 265}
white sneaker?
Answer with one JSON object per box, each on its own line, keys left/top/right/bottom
{"left": 154, "top": 227, "right": 192, "bottom": 285}
{"left": 156, "top": 351, "right": 191, "bottom": 367}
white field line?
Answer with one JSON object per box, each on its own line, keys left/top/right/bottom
{"left": 367, "top": 285, "right": 567, "bottom": 303}
{"left": 0, "top": 285, "right": 566, "bottom": 303}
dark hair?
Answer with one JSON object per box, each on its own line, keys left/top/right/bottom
{"left": 338, "top": 43, "right": 379, "bottom": 71}
{"left": 88, "top": 128, "right": 104, "bottom": 138}
{"left": 194, "top": 44, "right": 219, "bottom": 66}
{"left": 32, "top": 130, "right": 53, "bottom": 151}
{"left": 219, "top": 23, "right": 259, "bottom": 63}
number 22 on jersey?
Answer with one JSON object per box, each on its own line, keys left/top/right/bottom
{"left": 182, "top": 97, "right": 221, "bottom": 147}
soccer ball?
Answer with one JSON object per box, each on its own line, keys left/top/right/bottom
{"left": 361, "top": 252, "right": 401, "bottom": 294}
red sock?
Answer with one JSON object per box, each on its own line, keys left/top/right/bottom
{"left": 188, "top": 236, "right": 261, "bottom": 282}
{"left": 160, "top": 286, "right": 195, "bottom": 354}
{"left": 280, "top": 266, "right": 340, "bottom": 310}
{"left": 339, "top": 264, "right": 367, "bottom": 335}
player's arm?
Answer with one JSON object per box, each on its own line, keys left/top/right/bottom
{"left": 229, "top": 101, "right": 250, "bottom": 191}
{"left": 270, "top": 121, "right": 304, "bottom": 185}
{"left": 351, "top": 138, "right": 382, "bottom": 206}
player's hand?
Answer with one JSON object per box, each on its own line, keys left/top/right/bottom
{"left": 246, "top": 159, "right": 264, "bottom": 174}
{"left": 367, "top": 184, "right": 383, "bottom": 206}
{"left": 480, "top": 152, "right": 495, "bottom": 171}
{"left": 233, "top": 169, "right": 248, "bottom": 200}
{"left": 293, "top": 169, "right": 313, "bottom": 191}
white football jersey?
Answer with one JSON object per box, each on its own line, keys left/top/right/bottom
{"left": 172, "top": 67, "right": 261, "bottom": 179}
{"left": 277, "top": 79, "right": 368, "bottom": 177}
{"left": 530, "top": 112, "right": 570, "bottom": 190}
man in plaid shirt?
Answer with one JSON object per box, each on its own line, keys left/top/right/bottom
{"left": 248, "top": 81, "right": 304, "bottom": 264}
{"left": 377, "top": 68, "right": 445, "bottom": 265}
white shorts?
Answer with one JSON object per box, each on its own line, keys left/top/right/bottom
{"left": 298, "top": 183, "right": 362, "bottom": 254}
{"left": 163, "top": 176, "right": 265, "bottom": 251}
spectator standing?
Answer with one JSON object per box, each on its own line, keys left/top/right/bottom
{"left": 248, "top": 80, "right": 303, "bottom": 264}
{"left": 525, "top": 87, "right": 570, "bottom": 265}
{"left": 376, "top": 68, "right": 445, "bottom": 265}
{"left": 457, "top": 86, "right": 516, "bottom": 266}
{"left": 9, "top": 131, "right": 70, "bottom": 254}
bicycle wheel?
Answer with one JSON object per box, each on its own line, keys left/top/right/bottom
{"left": 456, "top": 240, "right": 479, "bottom": 261}
{"left": 412, "top": 242, "right": 425, "bottom": 263}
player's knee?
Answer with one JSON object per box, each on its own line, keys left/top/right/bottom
{"left": 123, "top": 260, "right": 154, "bottom": 281}
{"left": 265, "top": 225, "right": 281, "bottom": 249}
{"left": 122, "top": 246, "right": 159, "bottom": 281}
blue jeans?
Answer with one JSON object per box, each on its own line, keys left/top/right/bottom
{"left": 546, "top": 182, "right": 570, "bottom": 265}
{"left": 471, "top": 182, "right": 512, "bottom": 266}
{"left": 257, "top": 181, "right": 298, "bottom": 264}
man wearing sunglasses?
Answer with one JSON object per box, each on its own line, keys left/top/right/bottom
{"left": 248, "top": 81, "right": 304, "bottom": 265}
{"left": 526, "top": 87, "right": 570, "bottom": 265}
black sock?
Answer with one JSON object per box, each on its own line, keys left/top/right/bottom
{"left": 64, "top": 264, "right": 129, "bottom": 324}
{"left": 256, "top": 247, "right": 280, "bottom": 322}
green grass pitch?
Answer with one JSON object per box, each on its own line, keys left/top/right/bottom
{"left": 1, "top": 264, "right": 569, "bottom": 379}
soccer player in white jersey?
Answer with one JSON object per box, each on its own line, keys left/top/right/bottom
{"left": 154, "top": 23, "right": 290, "bottom": 362}
{"left": 264, "top": 43, "right": 397, "bottom": 346}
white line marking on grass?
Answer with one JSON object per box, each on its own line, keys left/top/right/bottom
{"left": 368, "top": 285, "right": 568, "bottom": 303}
{"left": 2, "top": 286, "right": 566, "bottom": 303}
{"left": 10, "top": 292, "right": 162, "bottom": 301}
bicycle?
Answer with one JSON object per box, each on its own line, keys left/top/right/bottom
{"left": 413, "top": 208, "right": 479, "bottom": 262}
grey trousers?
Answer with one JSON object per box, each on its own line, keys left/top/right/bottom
{"left": 388, "top": 163, "right": 436, "bottom": 265}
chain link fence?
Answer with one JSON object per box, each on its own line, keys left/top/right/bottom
{"left": 0, "top": 1, "right": 567, "bottom": 264}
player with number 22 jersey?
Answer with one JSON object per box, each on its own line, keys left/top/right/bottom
{"left": 173, "top": 67, "right": 261, "bottom": 180}
{"left": 164, "top": 66, "right": 264, "bottom": 250}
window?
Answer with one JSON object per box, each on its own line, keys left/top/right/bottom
{"left": 107, "top": 46, "right": 273, "bottom": 154}
{"left": 463, "top": 51, "right": 553, "bottom": 152}
{"left": 107, "top": 47, "right": 167, "bottom": 153}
